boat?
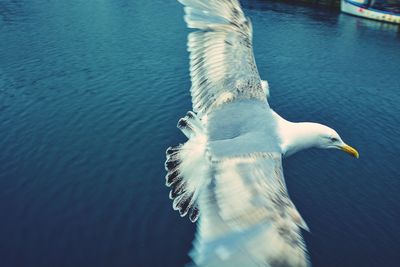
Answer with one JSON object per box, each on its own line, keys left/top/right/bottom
{"left": 341, "top": 0, "right": 400, "bottom": 24}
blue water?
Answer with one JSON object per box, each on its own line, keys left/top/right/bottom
{"left": 1, "top": 0, "right": 399, "bottom": 266}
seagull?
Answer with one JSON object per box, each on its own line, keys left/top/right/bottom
{"left": 165, "top": 0, "right": 359, "bottom": 266}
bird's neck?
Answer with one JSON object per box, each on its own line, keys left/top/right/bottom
{"left": 272, "top": 111, "right": 322, "bottom": 157}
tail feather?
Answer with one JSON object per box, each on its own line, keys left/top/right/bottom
{"left": 166, "top": 145, "right": 181, "bottom": 156}
{"left": 166, "top": 169, "right": 180, "bottom": 187}
{"left": 165, "top": 111, "right": 210, "bottom": 223}
{"left": 177, "top": 111, "right": 203, "bottom": 139}
{"left": 173, "top": 191, "right": 195, "bottom": 217}
{"left": 165, "top": 158, "right": 181, "bottom": 172}
{"left": 171, "top": 178, "right": 188, "bottom": 198}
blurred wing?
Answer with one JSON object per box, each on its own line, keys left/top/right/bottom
{"left": 213, "top": 153, "right": 308, "bottom": 232}
{"left": 191, "top": 153, "right": 310, "bottom": 267}
{"left": 179, "top": 0, "right": 266, "bottom": 115}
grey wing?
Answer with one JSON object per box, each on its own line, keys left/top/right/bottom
{"left": 191, "top": 153, "right": 310, "bottom": 267}
{"left": 179, "top": 0, "right": 266, "bottom": 116}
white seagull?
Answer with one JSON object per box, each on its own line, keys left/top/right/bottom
{"left": 165, "top": 1, "right": 359, "bottom": 266}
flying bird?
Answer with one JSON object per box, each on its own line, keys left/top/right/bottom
{"left": 165, "top": 0, "right": 359, "bottom": 266}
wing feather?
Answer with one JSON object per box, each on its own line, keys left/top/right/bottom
{"left": 191, "top": 153, "right": 310, "bottom": 267}
{"left": 179, "top": 0, "right": 266, "bottom": 116}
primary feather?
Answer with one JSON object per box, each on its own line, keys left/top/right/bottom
{"left": 182, "top": 0, "right": 267, "bottom": 116}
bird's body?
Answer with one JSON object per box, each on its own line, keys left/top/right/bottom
{"left": 167, "top": 99, "right": 310, "bottom": 267}
{"left": 165, "top": 1, "right": 358, "bottom": 266}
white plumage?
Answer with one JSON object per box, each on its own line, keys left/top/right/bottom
{"left": 165, "top": 1, "right": 359, "bottom": 266}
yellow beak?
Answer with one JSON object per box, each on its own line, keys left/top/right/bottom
{"left": 341, "top": 144, "right": 359, "bottom": 158}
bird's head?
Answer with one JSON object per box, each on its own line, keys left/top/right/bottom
{"left": 315, "top": 125, "right": 359, "bottom": 158}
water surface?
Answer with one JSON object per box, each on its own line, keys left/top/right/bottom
{"left": 1, "top": 0, "right": 400, "bottom": 266}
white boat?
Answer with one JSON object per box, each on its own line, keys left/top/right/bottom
{"left": 341, "top": 0, "right": 400, "bottom": 24}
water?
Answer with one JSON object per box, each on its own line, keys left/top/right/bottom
{"left": 0, "top": 0, "right": 399, "bottom": 266}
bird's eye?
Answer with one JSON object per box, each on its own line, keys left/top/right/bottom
{"left": 330, "top": 137, "right": 338, "bottom": 142}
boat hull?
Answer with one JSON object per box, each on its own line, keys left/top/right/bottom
{"left": 341, "top": 0, "right": 400, "bottom": 24}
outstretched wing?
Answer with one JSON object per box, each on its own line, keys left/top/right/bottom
{"left": 179, "top": 0, "right": 267, "bottom": 116}
{"left": 191, "top": 153, "right": 310, "bottom": 267}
